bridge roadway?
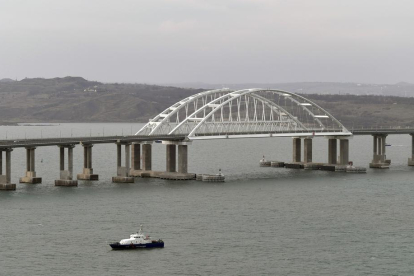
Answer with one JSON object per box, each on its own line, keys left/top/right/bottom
{"left": 352, "top": 128, "right": 414, "bottom": 135}
{"left": 0, "top": 134, "right": 187, "bottom": 149}
{"left": 0, "top": 128, "right": 413, "bottom": 149}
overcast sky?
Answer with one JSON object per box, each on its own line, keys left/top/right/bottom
{"left": 1, "top": 0, "right": 413, "bottom": 84}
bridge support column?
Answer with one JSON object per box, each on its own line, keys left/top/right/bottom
{"left": 303, "top": 138, "right": 312, "bottom": 163}
{"left": 20, "top": 147, "right": 42, "bottom": 184}
{"left": 131, "top": 143, "right": 141, "bottom": 171}
{"left": 77, "top": 144, "right": 99, "bottom": 180}
{"left": 328, "top": 138, "right": 337, "bottom": 164}
{"left": 160, "top": 141, "right": 194, "bottom": 180}
{"left": 178, "top": 145, "right": 188, "bottom": 173}
{"left": 0, "top": 149, "right": 16, "bottom": 191}
{"left": 55, "top": 145, "right": 78, "bottom": 186}
{"left": 339, "top": 139, "right": 349, "bottom": 165}
{"left": 112, "top": 142, "right": 134, "bottom": 183}
{"left": 408, "top": 134, "right": 414, "bottom": 166}
{"left": 292, "top": 138, "right": 301, "bottom": 162}
{"left": 370, "top": 135, "right": 390, "bottom": 168}
{"left": 142, "top": 143, "right": 152, "bottom": 171}
{"left": 166, "top": 144, "right": 176, "bottom": 172}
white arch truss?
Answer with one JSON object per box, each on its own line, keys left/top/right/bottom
{"left": 136, "top": 88, "right": 351, "bottom": 139}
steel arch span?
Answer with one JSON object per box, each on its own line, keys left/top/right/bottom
{"left": 136, "top": 88, "right": 351, "bottom": 139}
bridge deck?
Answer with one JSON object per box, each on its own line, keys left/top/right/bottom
{"left": 0, "top": 135, "right": 186, "bottom": 149}
{"left": 352, "top": 129, "right": 414, "bottom": 135}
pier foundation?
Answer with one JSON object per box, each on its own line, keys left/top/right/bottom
{"left": 370, "top": 135, "right": 390, "bottom": 168}
{"left": 19, "top": 147, "right": 42, "bottom": 184}
{"left": 408, "top": 134, "right": 414, "bottom": 166}
{"left": 0, "top": 149, "right": 16, "bottom": 191}
{"left": 77, "top": 144, "right": 99, "bottom": 180}
{"left": 112, "top": 142, "right": 134, "bottom": 183}
{"left": 55, "top": 145, "right": 78, "bottom": 186}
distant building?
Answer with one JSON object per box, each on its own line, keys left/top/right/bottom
{"left": 84, "top": 85, "right": 106, "bottom": 92}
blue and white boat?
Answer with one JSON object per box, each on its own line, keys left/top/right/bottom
{"left": 109, "top": 225, "right": 164, "bottom": 250}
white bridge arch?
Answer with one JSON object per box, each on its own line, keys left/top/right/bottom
{"left": 136, "top": 88, "right": 351, "bottom": 139}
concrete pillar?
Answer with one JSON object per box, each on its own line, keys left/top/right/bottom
{"left": 377, "top": 136, "right": 382, "bottom": 155}
{"left": 142, "top": 144, "right": 152, "bottom": 171}
{"left": 328, "top": 138, "right": 337, "bottom": 164}
{"left": 0, "top": 149, "right": 16, "bottom": 190}
{"left": 292, "top": 138, "right": 301, "bottom": 162}
{"left": 68, "top": 146, "right": 73, "bottom": 179}
{"left": 411, "top": 134, "right": 414, "bottom": 159}
{"left": 60, "top": 146, "right": 65, "bottom": 171}
{"left": 117, "top": 144, "right": 122, "bottom": 167}
{"left": 125, "top": 144, "right": 130, "bottom": 177}
{"left": 78, "top": 144, "right": 98, "bottom": 180}
{"left": 166, "top": 144, "right": 176, "bottom": 172}
{"left": 112, "top": 143, "right": 134, "bottom": 183}
{"left": 339, "top": 139, "right": 349, "bottom": 165}
{"left": 131, "top": 143, "right": 141, "bottom": 170}
{"left": 303, "top": 138, "right": 312, "bottom": 163}
{"left": 87, "top": 146, "right": 92, "bottom": 169}
{"left": 83, "top": 146, "right": 87, "bottom": 168}
{"left": 409, "top": 134, "right": 414, "bottom": 166}
{"left": 370, "top": 135, "right": 389, "bottom": 168}
{"left": 26, "top": 148, "right": 30, "bottom": 171}
{"left": 6, "top": 149, "right": 12, "bottom": 184}
{"left": 20, "top": 147, "right": 41, "bottom": 184}
{"left": 381, "top": 136, "right": 386, "bottom": 159}
{"left": 55, "top": 145, "right": 78, "bottom": 186}
{"left": 178, "top": 145, "right": 188, "bottom": 173}
{"left": 30, "top": 148, "right": 35, "bottom": 171}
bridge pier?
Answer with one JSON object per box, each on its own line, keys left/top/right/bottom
{"left": 292, "top": 137, "right": 301, "bottom": 162}
{"left": 325, "top": 137, "right": 350, "bottom": 166}
{"left": 408, "top": 134, "right": 414, "bottom": 166}
{"left": 178, "top": 144, "right": 188, "bottom": 173}
{"left": 303, "top": 138, "right": 312, "bottom": 163}
{"left": 328, "top": 138, "right": 337, "bottom": 164}
{"left": 142, "top": 142, "right": 152, "bottom": 171}
{"left": 129, "top": 142, "right": 156, "bottom": 177}
{"left": 339, "top": 139, "right": 349, "bottom": 165}
{"left": 19, "top": 147, "right": 42, "bottom": 184}
{"left": 131, "top": 143, "right": 141, "bottom": 171}
{"left": 159, "top": 141, "right": 194, "bottom": 180}
{"left": 0, "top": 149, "right": 16, "bottom": 191}
{"left": 77, "top": 144, "right": 99, "bottom": 180}
{"left": 166, "top": 144, "right": 176, "bottom": 172}
{"left": 369, "top": 134, "right": 390, "bottom": 168}
{"left": 55, "top": 145, "right": 78, "bottom": 186}
{"left": 112, "top": 142, "right": 134, "bottom": 183}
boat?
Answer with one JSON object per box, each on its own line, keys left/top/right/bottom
{"left": 109, "top": 225, "right": 164, "bottom": 250}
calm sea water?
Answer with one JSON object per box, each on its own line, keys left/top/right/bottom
{"left": 1, "top": 123, "right": 414, "bottom": 276}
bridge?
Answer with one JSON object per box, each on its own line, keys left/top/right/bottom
{"left": 1, "top": 88, "right": 413, "bottom": 190}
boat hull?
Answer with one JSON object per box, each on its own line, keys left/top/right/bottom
{"left": 110, "top": 242, "right": 164, "bottom": 250}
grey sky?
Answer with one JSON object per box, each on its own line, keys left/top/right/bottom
{"left": 1, "top": 0, "right": 413, "bottom": 84}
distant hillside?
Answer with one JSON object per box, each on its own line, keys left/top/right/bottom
{"left": 164, "top": 82, "right": 414, "bottom": 97}
{"left": 304, "top": 94, "right": 414, "bottom": 128}
{"left": 0, "top": 78, "right": 15, "bottom": 83}
{"left": 0, "top": 77, "right": 202, "bottom": 123}
{"left": 0, "top": 77, "right": 413, "bottom": 128}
